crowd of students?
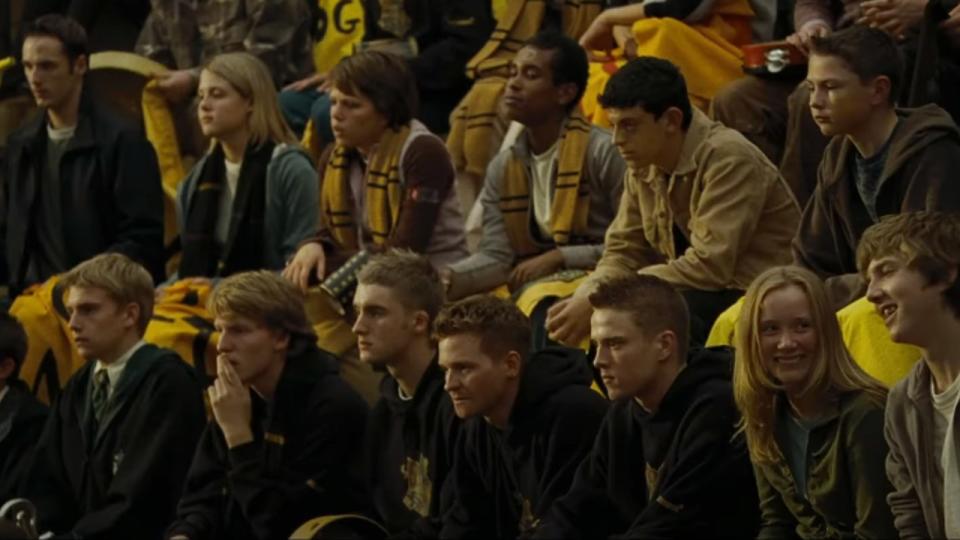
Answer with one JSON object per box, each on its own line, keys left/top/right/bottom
{"left": 0, "top": 0, "right": 959, "bottom": 538}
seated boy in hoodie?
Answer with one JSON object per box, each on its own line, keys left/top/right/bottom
{"left": 535, "top": 274, "right": 758, "bottom": 539}
{"left": 435, "top": 295, "right": 608, "bottom": 538}
{"left": 353, "top": 250, "right": 460, "bottom": 537}
{"left": 0, "top": 312, "right": 47, "bottom": 502}
{"left": 167, "top": 271, "right": 369, "bottom": 540}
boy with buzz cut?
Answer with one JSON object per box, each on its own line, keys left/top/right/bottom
{"left": 24, "top": 253, "right": 206, "bottom": 539}
{"left": 860, "top": 211, "right": 960, "bottom": 540}
{"left": 353, "top": 249, "right": 460, "bottom": 538}
{"left": 795, "top": 25, "right": 960, "bottom": 309}
{"left": 435, "top": 295, "right": 608, "bottom": 539}
{"left": 167, "top": 270, "right": 369, "bottom": 540}
{"left": 536, "top": 274, "right": 758, "bottom": 539}
{"left": 0, "top": 311, "right": 47, "bottom": 502}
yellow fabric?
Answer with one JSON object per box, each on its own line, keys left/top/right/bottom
{"left": 143, "top": 280, "right": 220, "bottom": 380}
{"left": 836, "top": 297, "right": 921, "bottom": 386}
{"left": 706, "top": 296, "right": 921, "bottom": 387}
{"left": 320, "top": 125, "right": 412, "bottom": 250}
{"left": 515, "top": 272, "right": 591, "bottom": 351}
{"left": 301, "top": 118, "right": 325, "bottom": 164}
{"left": 448, "top": 0, "right": 601, "bottom": 178}
{"left": 311, "top": 0, "right": 366, "bottom": 74}
{"left": 491, "top": 0, "right": 508, "bottom": 22}
{"left": 290, "top": 513, "right": 387, "bottom": 540}
{"left": 501, "top": 113, "right": 592, "bottom": 256}
{"left": 10, "top": 276, "right": 83, "bottom": 405}
{"left": 582, "top": 0, "right": 753, "bottom": 127}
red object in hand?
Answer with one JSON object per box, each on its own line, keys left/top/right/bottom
{"left": 741, "top": 41, "right": 807, "bottom": 76}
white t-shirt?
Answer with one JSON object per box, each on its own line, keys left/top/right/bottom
{"left": 932, "top": 373, "right": 960, "bottom": 539}
{"left": 215, "top": 159, "right": 243, "bottom": 245}
{"left": 529, "top": 140, "right": 559, "bottom": 240}
{"left": 93, "top": 340, "right": 147, "bottom": 398}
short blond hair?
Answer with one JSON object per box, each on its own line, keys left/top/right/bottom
{"left": 357, "top": 249, "right": 444, "bottom": 321}
{"left": 61, "top": 253, "right": 155, "bottom": 333}
{"left": 202, "top": 52, "right": 299, "bottom": 148}
{"left": 208, "top": 270, "right": 315, "bottom": 338}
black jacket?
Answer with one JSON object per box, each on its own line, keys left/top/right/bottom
{"left": 0, "top": 380, "right": 48, "bottom": 501}
{"left": 534, "top": 347, "right": 760, "bottom": 540}
{"left": 365, "top": 360, "right": 460, "bottom": 539}
{"left": 2, "top": 92, "right": 164, "bottom": 293}
{"left": 167, "top": 341, "right": 370, "bottom": 540}
{"left": 441, "top": 347, "right": 609, "bottom": 539}
{"left": 27, "top": 344, "right": 206, "bottom": 540}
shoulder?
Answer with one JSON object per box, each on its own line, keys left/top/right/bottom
{"left": 269, "top": 143, "right": 316, "bottom": 172}
{"left": 838, "top": 390, "right": 886, "bottom": 433}
{"left": 403, "top": 131, "right": 454, "bottom": 166}
{"left": 542, "top": 385, "right": 609, "bottom": 427}
{"left": 304, "top": 371, "right": 369, "bottom": 420}
{"left": 698, "top": 122, "right": 778, "bottom": 178}
{"left": 139, "top": 346, "right": 203, "bottom": 389}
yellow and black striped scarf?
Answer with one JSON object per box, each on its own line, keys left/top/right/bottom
{"left": 320, "top": 125, "right": 412, "bottom": 249}
{"left": 499, "top": 113, "right": 592, "bottom": 257}
{"left": 448, "top": 0, "right": 602, "bottom": 178}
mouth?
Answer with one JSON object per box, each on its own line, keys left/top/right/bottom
{"left": 502, "top": 95, "right": 523, "bottom": 107}
{"left": 357, "top": 341, "right": 372, "bottom": 350}
{"left": 199, "top": 115, "right": 214, "bottom": 124}
{"left": 879, "top": 303, "right": 898, "bottom": 326}
{"left": 813, "top": 115, "right": 831, "bottom": 124}
{"left": 774, "top": 354, "right": 804, "bottom": 365}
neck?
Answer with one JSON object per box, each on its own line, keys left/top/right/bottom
{"left": 357, "top": 128, "right": 390, "bottom": 159}
{"left": 47, "top": 87, "right": 82, "bottom": 130}
{"left": 99, "top": 333, "right": 141, "bottom": 366}
{"left": 848, "top": 108, "right": 899, "bottom": 158}
{"left": 655, "top": 131, "right": 685, "bottom": 174}
{"left": 386, "top": 339, "right": 436, "bottom": 398}
{"left": 922, "top": 315, "right": 960, "bottom": 393}
{"left": 485, "top": 380, "right": 520, "bottom": 430}
{"left": 251, "top": 351, "right": 287, "bottom": 401}
{"left": 634, "top": 358, "right": 683, "bottom": 413}
{"left": 220, "top": 129, "right": 252, "bottom": 164}
{"left": 785, "top": 388, "right": 829, "bottom": 420}
{"left": 525, "top": 113, "right": 565, "bottom": 155}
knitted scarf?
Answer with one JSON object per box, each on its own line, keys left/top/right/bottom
{"left": 319, "top": 125, "right": 413, "bottom": 249}
{"left": 500, "top": 113, "right": 592, "bottom": 257}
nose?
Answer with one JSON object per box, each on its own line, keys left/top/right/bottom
{"left": 777, "top": 330, "right": 798, "bottom": 350}
{"left": 351, "top": 313, "right": 366, "bottom": 335}
{"left": 809, "top": 87, "right": 826, "bottom": 111}
{"left": 217, "top": 332, "right": 234, "bottom": 354}
{"left": 68, "top": 311, "right": 81, "bottom": 333}
{"left": 444, "top": 370, "right": 460, "bottom": 392}
{"left": 592, "top": 345, "right": 609, "bottom": 370}
{"left": 865, "top": 278, "right": 884, "bottom": 305}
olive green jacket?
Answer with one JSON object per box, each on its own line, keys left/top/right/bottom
{"left": 754, "top": 391, "right": 896, "bottom": 539}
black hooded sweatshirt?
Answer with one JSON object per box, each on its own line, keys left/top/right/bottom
{"left": 534, "top": 347, "right": 759, "bottom": 540}
{"left": 364, "top": 359, "right": 460, "bottom": 539}
{"left": 0, "top": 380, "right": 48, "bottom": 501}
{"left": 441, "top": 346, "right": 609, "bottom": 539}
{"left": 166, "top": 341, "right": 369, "bottom": 540}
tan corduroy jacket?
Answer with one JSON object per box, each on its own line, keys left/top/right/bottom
{"left": 583, "top": 109, "right": 800, "bottom": 294}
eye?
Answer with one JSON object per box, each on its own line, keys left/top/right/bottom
{"left": 760, "top": 323, "right": 778, "bottom": 335}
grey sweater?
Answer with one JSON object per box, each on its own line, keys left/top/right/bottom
{"left": 447, "top": 125, "right": 625, "bottom": 298}
{"left": 175, "top": 144, "right": 319, "bottom": 277}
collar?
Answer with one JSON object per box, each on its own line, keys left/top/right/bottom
{"left": 95, "top": 340, "right": 146, "bottom": 395}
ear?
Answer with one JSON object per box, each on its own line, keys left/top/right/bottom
{"left": 412, "top": 310, "right": 431, "bottom": 336}
{"left": 871, "top": 75, "right": 893, "bottom": 106}
{"left": 272, "top": 329, "right": 291, "bottom": 352}
{"left": 555, "top": 82, "right": 579, "bottom": 111}
{"left": 0, "top": 357, "right": 15, "bottom": 381}
{"left": 73, "top": 54, "right": 88, "bottom": 77}
{"left": 504, "top": 350, "right": 523, "bottom": 379}
{"left": 661, "top": 106, "right": 685, "bottom": 135}
{"left": 122, "top": 302, "right": 141, "bottom": 331}
{"left": 656, "top": 330, "right": 677, "bottom": 363}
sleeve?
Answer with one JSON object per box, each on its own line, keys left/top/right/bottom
{"left": 845, "top": 404, "right": 898, "bottom": 539}
{"left": 243, "top": 0, "right": 311, "bottom": 86}
{"left": 389, "top": 135, "right": 456, "bottom": 253}
{"left": 643, "top": 0, "right": 719, "bottom": 23}
{"left": 754, "top": 464, "right": 800, "bottom": 540}
{"left": 617, "top": 394, "right": 754, "bottom": 539}
{"left": 639, "top": 148, "right": 771, "bottom": 290}
{"left": 409, "top": 0, "right": 495, "bottom": 92}
{"left": 135, "top": 9, "right": 177, "bottom": 68}
{"left": 559, "top": 131, "right": 628, "bottom": 271}
{"left": 72, "top": 365, "right": 207, "bottom": 539}
{"left": 793, "top": 0, "right": 836, "bottom": 32}
{"left": 0, "top": 404, "right": 48, "bottom": 498}
{"left": 883, "top": 396, "right": 930, "bottom": 540}
{"left": 26, "top": 393, "right": 80, "bottom": 535}
{"left": 439, "top": 428, "right": 501, "bottom": 540}
{"left": 532, "top": 412, "right": 616, "bottom": 540}
{"left": 446, "top": 151, "right": 515, "bottom": 298}
{"left": 224, "top": 388, "right": 369, "bottom": 540}
{"left": 110, "top": 128, "right": 166, "bottom": 284}
{"left": 166, "top": 424, "right": 231, "bottom": 540}
{"left": 580, "top": 172, "right": 663, "bottom": 296}
{"left": 527, "top": 393, "right": 609, "bottom": 537}
{"left": 273, "top": 150, "right": 320, "bottom": 264}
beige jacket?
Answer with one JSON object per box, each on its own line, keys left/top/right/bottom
{"left": 583, "top": 109, "right": 800, "bottom": 294}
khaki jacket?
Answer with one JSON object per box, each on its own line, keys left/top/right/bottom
{"left": 584, "top": 109, "right": 800, "bottom": 293}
